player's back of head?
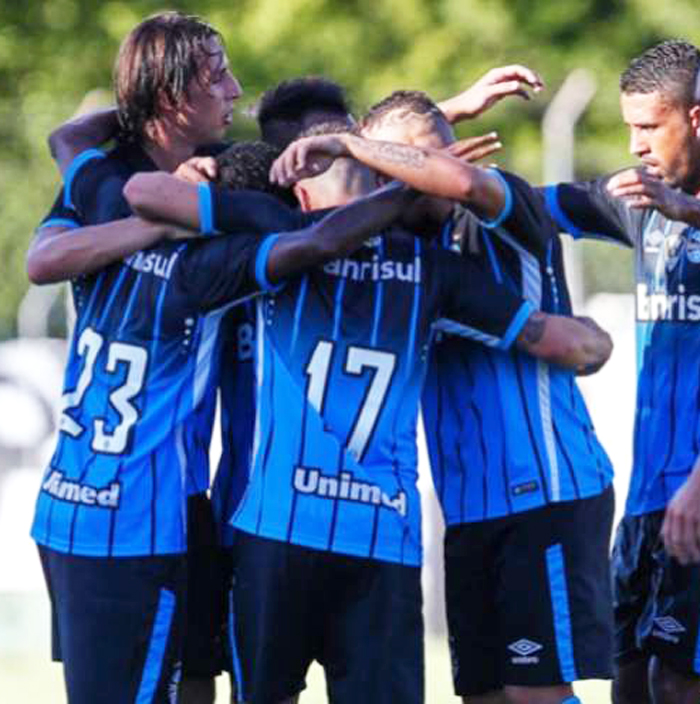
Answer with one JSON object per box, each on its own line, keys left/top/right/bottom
{"left": 621, "top": 39, "right": 700, "bottom": 107}
{"left": 115, "top": 11, "right": 221, "bottom": 142}
{"left": 361, "top": 90, "right": 444, "bottom": 132}
{"left": 256, "top": 76, "right": 354, "bottom": 149}
{"left": 215, "top": 141, "right": 296, "bottom": 206}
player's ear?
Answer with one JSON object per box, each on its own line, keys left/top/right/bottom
{"left": 293, "top": 183, "right": 312, "bottom": 212}
{"left": 690, "top": 104, "right": 700, "bottom": 136}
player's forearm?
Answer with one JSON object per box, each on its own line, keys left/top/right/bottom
{"left": 123, "top": 173, "right": 201, "bottom": 230}
{"left": 49, "top": 108, "right": 119, "bottom": 176}
{"left": 26, "top": 218, "right": 166, "bottom": 284}
{"left": 515, "top": 312, "right": 613, "bottom": 373}
{"left": 342, "top": 135, "right": 504, "bottom": 218}
{"left": 266, "top": 182, "right": 414, "bottom": 281}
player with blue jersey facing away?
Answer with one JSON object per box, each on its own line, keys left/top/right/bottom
{"left": 277, "top": 104, "right": 614, "bottom": 704}
{"left": 544, "top": 40, "right": 700, "bottom": 704}
{"left": 25, "top": 12, "right": 437, "bottom": 704}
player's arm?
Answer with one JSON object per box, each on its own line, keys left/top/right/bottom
{"left": 661, "top": 457, "right": 700, "bottom": 565}
{"left": 265, "top": 181, "right": 416, "bottom": 282}
{"left": 48, "top": 108, "right": 119, "bottom": 175}
{"left": 271, "top": 133, "right": 506, "bottom": 221}
{"left": 436, "top": 65, "right": 544, "bottom": 124}
{"left": 435, "top": 250, "right": 613, "bottom": 373}
{"left": 607, "top": 167, "right": 700, "bottom": 228}
{"left": 515, "top": 312, "right": 613, "bottom": 374}
{"left": 26, "top": 218, "right": 173, "bottom": 284}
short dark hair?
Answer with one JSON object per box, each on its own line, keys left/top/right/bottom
{"left": 361, "top": 90, "right": 445, "bottom": 132}
{"left": 296, "top": 120, "right": 358, "bottom": 140}
{"left": 115, "top": 11, "right": 222, "bottom": 142}
{"left": 621, "top": 39, "right": 700, "bottom": 106}
{"left": 214, "top": 141, "right": 296, "bottom": 206}
{"left": 256, "top": 77, "right": 352, "bottom": 148}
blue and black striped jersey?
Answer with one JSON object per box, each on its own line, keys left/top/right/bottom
{"left": 231, "top": 228, "right": 534, "bottom": 566}
{"left": 31, "top": 145, "right": 277, "bottom": 556}
{"left": 422, "top": 170, "right": 613, "bottom": 525}
{"left": 546, "top": 175, "right": 700, "bottom": 516}
{"left": 211, "top": 302, "right": 256, "bottom": 548}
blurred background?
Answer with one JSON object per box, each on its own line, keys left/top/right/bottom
{"left": 1, "top": 0, "right": 697, "bottom": 701}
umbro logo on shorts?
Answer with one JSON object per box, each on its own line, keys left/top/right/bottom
{"left": 652, "top": 616, "right": 686, "bottom": 644}
{"left": 508, "top": 639, "right": 543, "bottom": 664}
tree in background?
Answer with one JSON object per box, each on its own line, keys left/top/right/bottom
{"left": 2, "top": 0, "right": 698, "bottom": 337}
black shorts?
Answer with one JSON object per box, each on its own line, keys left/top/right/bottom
{"left": 39, "top": 545, "right": 186, "bottom": 704}
{"left": 445, "top": 486, "right": 615, "bottom": 696}
{"left": 182, "top": 492, "right": 228, "bottom": 679}
{"left": 613, "top": 510, "right": 700, "bottom": 675}
{"left": 229, "top": 531, "right": 424, "bottom": 704}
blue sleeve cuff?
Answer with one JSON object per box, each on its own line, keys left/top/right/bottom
{"left": 480, "top": 169, "right": 513, "bottom": 229}
{"left": 498, "top": 300, "right": 536, "bottom": 350}
{"left": 544, "top": 185, "right": 584, "bottom": 239}
{"left": 63, "top": 149, "right": 105, "bottom": 209}
{"left": 198, "top": 183, "right": 219, "bottom": 236}
{"left": 254, "top": 233, "right": 285, "bottom": 293}
{"left": 38, "top": 218, "right": 80, "bottom": 231}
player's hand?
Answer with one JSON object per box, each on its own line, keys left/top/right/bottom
{"left": 607, "top": 168, "right": 690, "bottom": 221}
{"left": 165, "top": 224, "right": 200, "bottom": 241}
{"left": 174, "top": 156, "right": 217, "bottom": 183}
{"left": 447, "top": 133, "right": 502, "bottom": 163}
{"left": 440, "top": 65, "right": 544, "bottom": 122}
{"left": 270, "top": 135, "right": 349, "bottom": 186}
{"left": 662, "top": 470, "right": 700, "bottom": 564}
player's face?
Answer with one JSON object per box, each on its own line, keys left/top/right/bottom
{"left": 179, "top": 37, "right": 242, "bottom": 145}
{"left": 621, "top": 90, "right": 700, "bottom": 192}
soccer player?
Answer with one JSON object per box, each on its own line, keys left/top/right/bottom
{"left": 137, "top": 115, "right": 612, "bottom": 703}
{"left": 540, "top": 40, "right": 700, "bottom": 704}
{"left": 256, "top": 76, "right": 355, "bottom": 149}
{"left": 273, "top": 116, "right": 616, "bottom": 704}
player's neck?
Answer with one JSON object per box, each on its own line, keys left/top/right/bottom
{"left": 141, "top": 121, "right": 197, "bottom": 173}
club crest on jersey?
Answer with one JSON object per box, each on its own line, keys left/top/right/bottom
{"left": 686, "top": 229, "right": 700, "bottom": 264}
{"left": 293, "top": 467, "right": 407, "bottom": 516}
{"left": 41, "top": 470, "right": 121, "bottom": 508}
{"left": 323, "top": 255, "right": 421, "bottom": 284}
{"left": 643, "top": 228, "right": 665, "bottom": 253}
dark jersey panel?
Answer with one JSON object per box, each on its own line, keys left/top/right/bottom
{"left": 211, "top": 303, "right": 256, "bottom": 547}
{"left": 31, "top": 144, "right": 269, "bottom": 557}
{"left": 546, "top": 176, "right": 700, "bottom": 516}
{"left": 422, "top": 170, "right": 613, "bottom": 525}
{"left": 232, "top": 228, "right": 531, "bottom": 566}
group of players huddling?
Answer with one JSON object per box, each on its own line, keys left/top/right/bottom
{"left": 24, "top": 10, "right": 700, "bottom": 704}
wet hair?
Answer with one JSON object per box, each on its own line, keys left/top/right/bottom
{"left": 621, "top": 39, "right": 700, "bottom": 107}
{"left": 256, "top": 77, "right": 352, "bottom": 148}
{"left": 115, "top": 11, "right": 222, "bottom": 142}
{"left": 214, "top": 141, "right": 296, "bottom": 206}
{"left": 361, "top": 90, "right": 445, "bottom": 132}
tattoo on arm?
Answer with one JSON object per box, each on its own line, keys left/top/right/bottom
{"left": 521, "top": 311, "right": 546, "bottom": 345}
{"left": 364, "top": 141, "right": 427, "bottom": 169}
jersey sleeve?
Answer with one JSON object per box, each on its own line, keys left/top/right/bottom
{"left": 540, "top": 174, "right": 639, "bottom": 247}
{"left": 37, "top": 188, "right": 82, "bottom": 232}
{"left": 479, "top": 169, "right": 559, "bottom": 254}
{"left": 203, "top": 184, "right": 307, "bottom": 235}
{"left": 65, "top": 149, "right": 134, "bottom": 225}
{"left": 432, "top": 247, "right": 535, "bottom": 350}
{"left": 176, "top": 232, "right": 280, "bottom": 311}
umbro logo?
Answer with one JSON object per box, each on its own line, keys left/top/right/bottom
{"left": 654, "top": 617, "right": 685, "bottom": 634}
{"left": 508, "top": 639, "right": 543, "bottom": 657}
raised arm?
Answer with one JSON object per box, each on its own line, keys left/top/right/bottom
{"left": 437, "top": 65, "right": 544, "bottom": 124}
{"left": 270, "top": 133, "right": 506, "bottom": 221}
{"left": 49, "top": 108, "right": 119, "bottom": 176}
